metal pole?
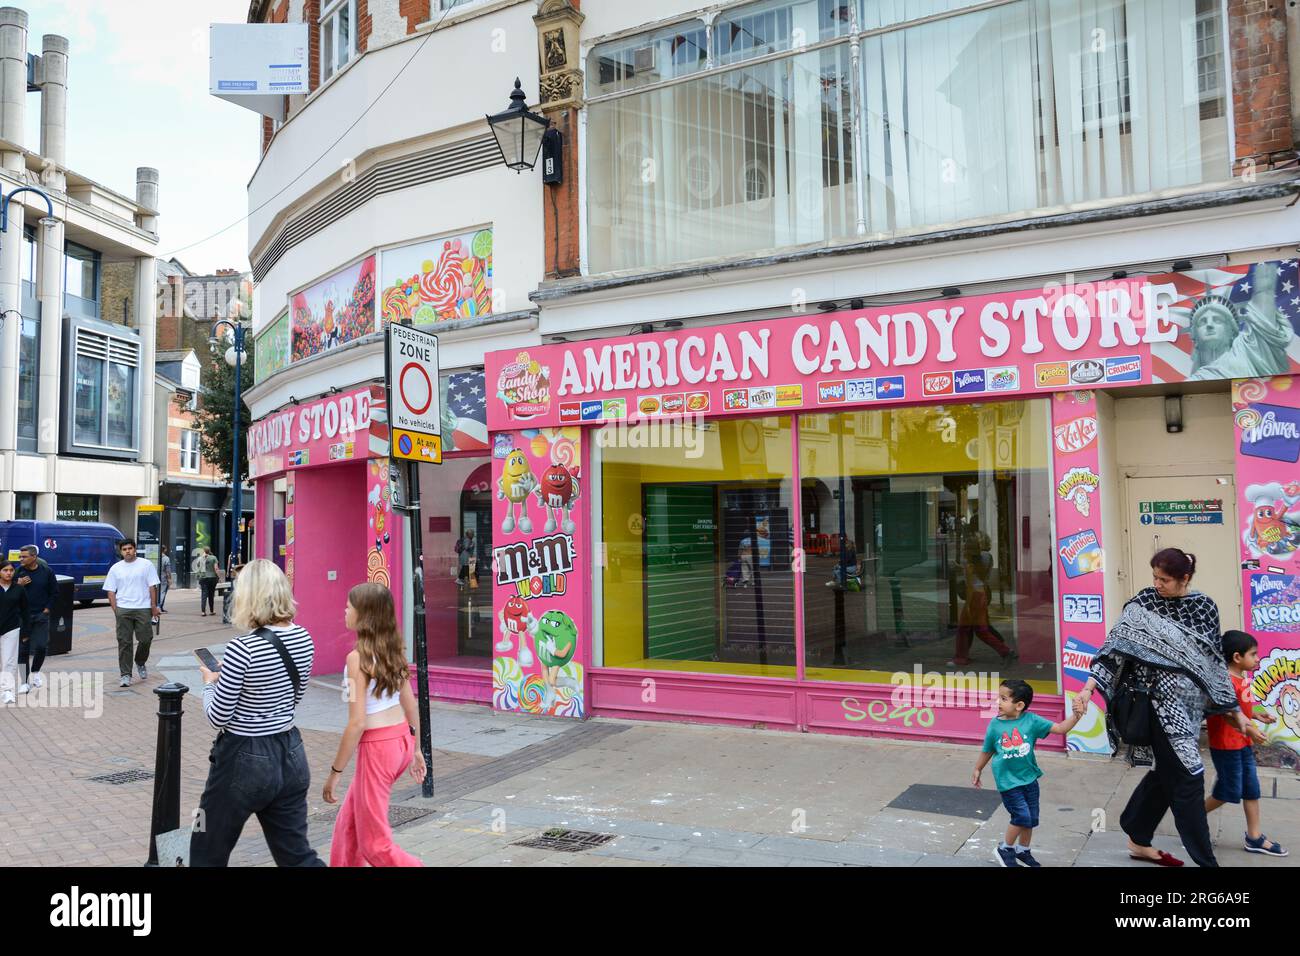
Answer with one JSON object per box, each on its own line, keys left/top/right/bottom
{"left": 407, "top": 460, "right": 433, "bottom": 798}
{"left": 231, "top": 326, "right": 243, "bottom": 566}
{"left": 146, "top": 682, "right": 188, "bottom": 866}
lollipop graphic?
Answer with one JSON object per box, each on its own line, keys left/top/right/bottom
{"left": 550, "top": 434, "right": 577, "bottom": 469}
{"left": 420, "top": 242, "right": 465, "bottom": 315}
{"left": 1236, "top": 407, "right": 1263, "bottom": 431}
{"left": 1237, "top": 379, "right": 1269, "bottom": 405}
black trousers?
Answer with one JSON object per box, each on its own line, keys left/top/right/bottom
{"left": 1119, "top": 719, "right": 1218, "bottom": 867}
{"left": 190, "top": 727, "right": 326, "bottom": 867}
{"left": 19, "top": 613, "right": 49, "bottom": 676}
{"left": 199, "top": 578, "right": 217, "bottom": 614}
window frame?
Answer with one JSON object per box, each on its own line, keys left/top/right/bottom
{"left": 319, "top": 0, "right": 357, "bottom": 84}
{"left": 180, "top": 428, "right": 201, "bottom": 474}
{"left": 62, "top": 317, "right": 141, "bottom": 459}
{"left": 63, "top": 240, "right": 101, "bottom": 319}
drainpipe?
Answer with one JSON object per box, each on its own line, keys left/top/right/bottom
{"left": 0, "top": 6, "right": 28, "bottom": 519}
{"left": 135, "top": 168, "right": 159, "bottom": 499}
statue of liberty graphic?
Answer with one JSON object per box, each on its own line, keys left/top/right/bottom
{"left": 1188, "top": 261, "right": 1293, "bottom": 380}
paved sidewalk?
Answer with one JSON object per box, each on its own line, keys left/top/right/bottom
{"left": 4, "top": 592, "right": 1297, "bottom": 867}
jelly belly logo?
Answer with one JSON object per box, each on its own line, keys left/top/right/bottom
{"left": 1069, "top": 359, "right": 1104, "bottom": 385}
{"left": 776, "top": 385, "right": 803, "bottom": 407}
{"left": 724, "top": 389, "right": 749, "bottom": 410}
{"left": 1059, "top": 529, "right": 1102, "bottom": 578}
{"left": 559, "top": 402, "right": 581, "bottom": 423}
{"left": 987, "top": 367, "right": 1019, "bottom": 392}
{"left": 922, "top": 373, "right": 953, "bottom": 396}
{"left": 1240, "top": 404, "right": 1300, "bottom": 463}
{"left": 497, "top": 352, "right": 551, "bottom": 420}
{"left": 818, "top": 381, "right": 846, "bottom": 404}
{"left": 1035, "top": 362, "right": 1069, "bottom": 387}
{"left": 954, "top": 369, "right": 986, "bottom": 394}
{"left": 875, "top": 376, "right": 906, "bottom": 399}
{"left": 685, "top": 392, "right": 710, "bottom": 413}
{"left": 1053, "top": 416, "right": 1098, "bottom": 454}
{"left": 1249, "top": 572, "right": 1300, "bottom": 632}
{"left": 1105, "top": 355, "right": 1142, "bottom": 383}
{"left": 580, "top": 400, "right": 604, "bottom": 421}
{"left": 1062, "top": 636, "right": 1099, "bottom": 683}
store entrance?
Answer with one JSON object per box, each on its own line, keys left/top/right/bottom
{"left": 1124, "top": 474, "right": 1241, "bottom": 630}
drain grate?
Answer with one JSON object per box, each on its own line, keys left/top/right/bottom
{"left": 88, "top": 769, "right": 154, "bottom": 785}
{"left": 513, "top": 828, "right": 616, "bottom": 853}
{"left": 477, "top": 727, "right": 508, "bottom": 735}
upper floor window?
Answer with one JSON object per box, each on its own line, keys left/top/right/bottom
{"left": 586, "top": 0, "right": 1231, "bottom": 274}
{"left": 180, "top": 429, "right": 201, "bottom": 473}
{"left": 320, "top": 0, "right": 356, "bottom": 83}
{"left": 64, "top": 242, "right": 100, "bottom": 318}
{"left": 21, "top": 226, "right": 36, "bottom": 288}
{"left": 68, "top": 325, "right": 139, "bottom": 453}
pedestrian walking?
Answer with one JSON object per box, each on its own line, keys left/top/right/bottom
{"left": 324, "top": 582, "right": 426, "bottom": 867}
{"left": 158, "top": 545, "right": 172, "bottom": 612}
{"left": 455, "top": 529, "right": 475, "bottom": 587}
{"left": 14, "top": 545, "right": 55, "bottom": 694}
{"left": 1075, "top": 548, "right": 1244, "bottom": 867}
{"left": 0, "top": 560, "right": 30, "bottom": 705}
{"left": 222, "top": 563, "right": 241, "bottom": 625}
{"left": 191, "top": 559, "right": 325, "bottom": 867}
{"left": 104, "top": 538, "right": 160, "bottom": 687}
{"left": 972, "top": 679, "right": 1086, "bottom": 867}
{"left": 198, "top": 547, "right": 219, "bottom": 616}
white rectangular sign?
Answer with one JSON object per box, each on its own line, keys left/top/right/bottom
{"left": 386, "top": 324, "right": 441, "bottom": 454}
{"left": 210, "top": 23, "right": 308, "bottom": 96}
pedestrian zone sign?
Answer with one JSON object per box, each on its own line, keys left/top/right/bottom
{"left": 386, "top": 323, "right": 442, "bottom": 464}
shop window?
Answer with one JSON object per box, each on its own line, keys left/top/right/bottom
{"left": 57, "top": 494, "right": 100, "bottom": 523}
{"left": 14, "top": 493, "right": 36, "bottom": 521}
{"left": 798, "top": 400, "right": 1057, "bottom": 694}
{"left": 596, "top": 416, "right": 797, "bottom": 678}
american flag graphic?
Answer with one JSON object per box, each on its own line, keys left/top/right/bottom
{"left": 443, "top": 372, "right": 489, "bottom": 452}
{"left": 1151, "top": 260, "right": 1300, "bottom": 383}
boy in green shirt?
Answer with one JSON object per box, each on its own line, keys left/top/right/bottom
{"left": 973, "top": 679, "right": 1085, "bottom": 867}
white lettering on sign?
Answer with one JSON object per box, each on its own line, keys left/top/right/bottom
{"left": 1244, "top": 411, "right": 1300, "bottom": 444}
{"left": 247, "top": 391, "right": 372, "bottom": 459}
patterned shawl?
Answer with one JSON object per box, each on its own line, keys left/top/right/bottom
{"left": 1090, "top": 588, "right": 1236, "bottom": 772}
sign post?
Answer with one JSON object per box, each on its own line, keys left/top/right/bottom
{"left": 385, "top": 323, "right": 441, "bottom": 799}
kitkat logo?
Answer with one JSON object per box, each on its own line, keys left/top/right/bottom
{"left": 1053, "top": 416, "right": 1098, "bottom": 454}
{"left": 818, "top": 381, "right": 846, "bottom": 403}
{"left": 923, "top": 373, "right": 953, "bottom": 396}
{"left": 559, "top": 403, "right": 581, "bottom": 423}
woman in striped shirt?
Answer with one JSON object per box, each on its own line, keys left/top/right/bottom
{"left": 191, "top": 559, "right": 326, "bottom": 867}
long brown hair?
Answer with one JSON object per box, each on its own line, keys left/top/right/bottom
{"left": 348, "top": 583, "right": 407, "bottom": 697}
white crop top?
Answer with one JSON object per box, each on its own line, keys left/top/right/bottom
{"left": 366, "top": 678, "right": 401, "bottom": 715}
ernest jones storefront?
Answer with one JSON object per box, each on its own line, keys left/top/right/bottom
{"left": 484, "top": 260, "right": 1300, "bottom": 763}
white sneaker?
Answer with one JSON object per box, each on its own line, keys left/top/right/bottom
{"left": 119, "top": 675, "right": 131, "bottom": 687}
{"left": 2, "top": 691, "right": 14, "bottom": 705}
{"left": 30, "top": 673, "right": 43, "bottom": 689}
{"left": 18, "top": 683, "right": 29, "bottom": 694}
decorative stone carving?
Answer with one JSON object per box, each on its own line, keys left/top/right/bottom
{"left": 534, "top": 0, "right": 584, "bottom": 112}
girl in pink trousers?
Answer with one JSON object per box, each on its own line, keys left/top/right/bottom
{"left": 324, "top": 582, "right": 427, "bottom": 866}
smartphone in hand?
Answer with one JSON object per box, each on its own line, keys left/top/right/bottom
{"left": 194, "top": 647, "right": 221, "bottom": 672}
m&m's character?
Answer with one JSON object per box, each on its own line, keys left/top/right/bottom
{"left": 496, "top": 594, "right": 534, "bottom": 654}
{"left": 535, "top": 463, "right": 580, "bottom": 534}
{"left": 497, "top": 450, "right": 537, "bottom": 534}
{"left": 531, "top": 609, "right": 579, "bottom": 711}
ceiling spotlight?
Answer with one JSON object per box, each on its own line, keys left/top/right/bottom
{"left": 848, "top": 298, "right": 864, "bottom": 310}
{"left": 816, "top": 301, "right": 839, "bottom": 313}
{"left": 1171, "top": 259, "right": 1193, "bottom": 272}
{"left": 941, "top": 287, "right": 962, "bottom": 298}
{"left": 661, "top": 320, "right": 683, "bottom": 330}
{"left": 1111, "top": 270, "right": 1129, "bottom": 279}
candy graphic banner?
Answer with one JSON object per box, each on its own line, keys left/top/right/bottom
{"left": 1234, "top": 375, "right": 1300, "bottom": 766}
{"left": 380, "top": 228, "right": 493, "bottom": 326}
{"left": 254, "top": 311, "right": 290, "bottom": 384}
{"left": 1052, "top": 390, "right": 1111, "bottom": 754}
{"left": 491, "top": 426, "right": 587, "bottom": 719}
{"left": 291, "top": 255, "right": 377, "bottom": 362}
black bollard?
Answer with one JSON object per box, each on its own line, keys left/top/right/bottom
{"left": 146, "top": 682, "right": 188, "bottom": 866}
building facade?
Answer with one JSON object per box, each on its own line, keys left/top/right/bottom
{"left": 0, "top": 7, "right": 160, "bottom": 535}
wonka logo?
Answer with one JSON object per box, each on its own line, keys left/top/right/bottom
{"left": 954, "top": 369, "right": 986, "bottom": 394}
{"left": 1241, "top": 405, "right": 1300, "bottom": 463}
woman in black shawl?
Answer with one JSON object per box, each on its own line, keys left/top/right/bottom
{"left": 1075, "top": 548, "right": 1247, "bottom": 867}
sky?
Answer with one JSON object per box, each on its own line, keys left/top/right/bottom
{"left": 22, "top": 0, "right": 261, "bottom": 274}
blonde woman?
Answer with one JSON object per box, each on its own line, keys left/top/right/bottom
{"left": 323, "top": 582, "right": 426, "bottom": 866}
{"left": 192, "top": 559, "right": 325, "bottom": 867}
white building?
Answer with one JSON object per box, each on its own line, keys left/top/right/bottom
{"left": 0, "top": 6, "right": 160, "bottom": 530}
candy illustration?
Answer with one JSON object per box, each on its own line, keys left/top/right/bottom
{"left": 497, "top": 449, "right": 537, "bottom": 534}
{"left": 520, "top": 674, "right": 547, "bottom": 714}
{"left": 1244, "top": 482, "right": 1300, "bottom": 560}
{"left": 1279, "top": 683, "right": 1300, "bottom": 740}
{"left": 530, "top": 609, "right": 578, "bottom": 712}
{"left": 497, "top": 594, "right": 533, "bottom": 652}
{"left": 535, "top": 463, "right": 580, "bottom": 534}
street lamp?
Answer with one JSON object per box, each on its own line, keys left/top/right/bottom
{"left": 209, "top": 317, "right": 249, "bottom": 569}
{"left": 486, "top": 78, "right": 562, "bottom": 184}
{"left": 1, "top": 186, "right": 58, "bottom": 330}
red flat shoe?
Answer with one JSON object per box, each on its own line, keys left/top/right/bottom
{"left": 1129, "top": 850, "right": 1183, "bottom": 867}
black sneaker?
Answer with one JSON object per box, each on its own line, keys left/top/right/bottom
{"left": 995, "top": 845, "right": 1021, "bottom": 867}
{"left": 1015, "top": 848, "right": 1042, "bottom": 868}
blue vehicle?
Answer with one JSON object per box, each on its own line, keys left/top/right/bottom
{"left": 0, "top": 520, "right": 125, "bottom": 605}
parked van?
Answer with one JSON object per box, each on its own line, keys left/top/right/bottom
{"left": 0, "top": 520, "right": 125, "bottom": 605}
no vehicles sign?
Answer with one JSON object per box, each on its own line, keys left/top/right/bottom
{"left": 386, "top": 323, "right": 442, "bottom": 463}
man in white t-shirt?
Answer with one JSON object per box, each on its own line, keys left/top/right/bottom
{"left": 104, "top": 538, "right": 160, "bottom": 687}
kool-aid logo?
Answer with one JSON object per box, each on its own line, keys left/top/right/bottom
{"left": 1105, "top": 355, "right": 1141, "bottom": 382}
{"left": 954, "top": 369, "right": 985, "bottom": 394}
{"left": 1241, "top": 404, "right": 1300, "bottom": 463}
{"left": 818, "top": 381, "right": 846, "bottom": 403}
{"left": 1062, "top": 636, "right": 1098, "bottom": 682}
{"left": 987, "top": 367, "right": 1019, "bottom": 391}
{"left": 876, "top": 376, "right": 905, "bottom": 398}
{"left": 923, "top": 373, "right": 953, "bottom": 396}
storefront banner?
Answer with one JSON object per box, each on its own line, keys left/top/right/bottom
{"left": 254, "top": 311, "right": 291, "bottom": 384}
{"left": 1051, "top": 390, "right": 1111, "bottom": 754}
{"left": 1234, "top": 375, "right": 1300, "bottom": 765}
{"left": 490, "top": 427, "right": 587, "bottom": 719}
{"left": 246, "top": 385, "right": 388, "bottom": 479}
{"left": 380, "top": 228, "right": 494, "bottom": 326}
{"left": 487, "top": 260, "right": 1300, "bottom": 430}
{"left": 291, "top": 255, "right": 377, "bottom": 362}
{"left": 366, "top": 459, "right": 403, "bottom": 630}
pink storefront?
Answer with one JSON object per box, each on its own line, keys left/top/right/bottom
{"left": 484, "top": 260, "right": 1300, "bottom": 765}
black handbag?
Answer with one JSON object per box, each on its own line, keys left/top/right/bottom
{"left": 1108, "top": 656, "right": 1155, "bottom": 747}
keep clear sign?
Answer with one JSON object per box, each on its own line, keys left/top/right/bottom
{"left": 386, "top": 323, "right": 442, "bottom": 463}
{"left": 1138, "top": 499, "right": 1224, "bottom": 526}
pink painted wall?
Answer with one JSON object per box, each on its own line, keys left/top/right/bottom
{"left": 292, "top": 462, "right": 367, "bottom": 675}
